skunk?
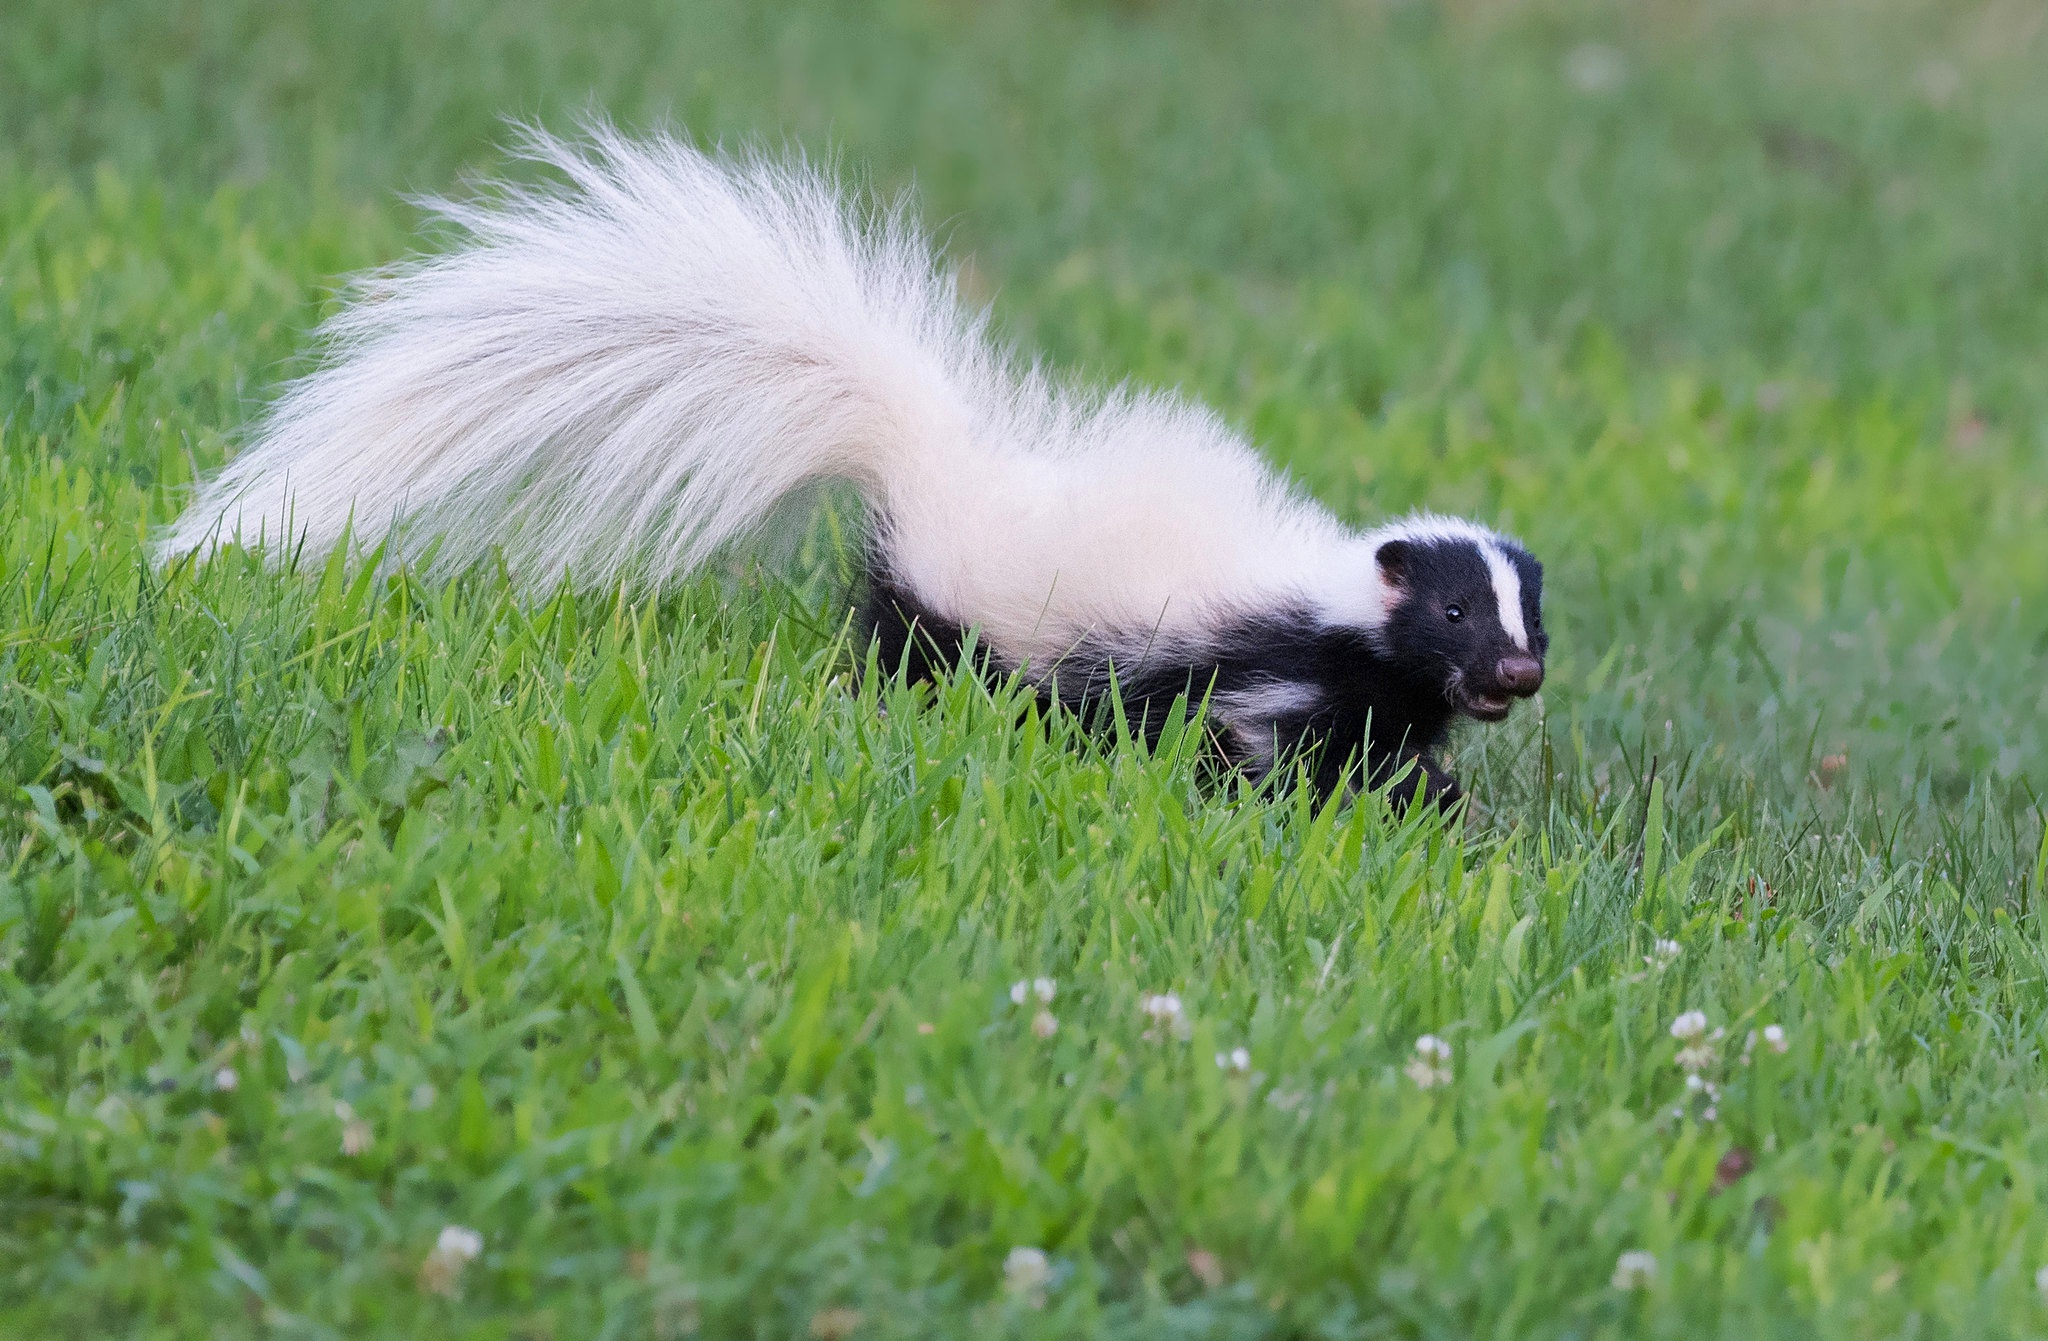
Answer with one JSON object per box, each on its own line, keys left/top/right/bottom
{"left": 160, "top": 126, "right": 1547, "bottom": 805}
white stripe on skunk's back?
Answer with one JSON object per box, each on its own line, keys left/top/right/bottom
{"left": 158, "top": 125, "right": 1396, "bottom": 664}
{"left": 886, "top": 389, "right": 1387, "bottom": 666}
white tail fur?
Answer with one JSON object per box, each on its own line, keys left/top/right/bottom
{"left": 160, "top": 124, "right": 999, "bottom": 586}
{"left": 161, "top": 125, "right": 1385, "bottom": 663}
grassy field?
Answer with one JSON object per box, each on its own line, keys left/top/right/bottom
{"left": 6, "top": 0, "right": 2048, "bottom": 1335}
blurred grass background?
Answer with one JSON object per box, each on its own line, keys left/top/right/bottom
{"left": 5, "top": 0, "right": 2048, "bottom": 1336}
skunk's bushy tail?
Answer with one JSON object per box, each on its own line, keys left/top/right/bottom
{"left": 158, "top": 124, "right": 1000, "bottom": 589}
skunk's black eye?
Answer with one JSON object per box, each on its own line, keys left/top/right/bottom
{"left": 1444, "top": 603, "right": 1463, "bottom": 623}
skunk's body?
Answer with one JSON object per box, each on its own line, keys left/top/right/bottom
{"left": 162, "top": 127, "right": 1547, "bottom": 803}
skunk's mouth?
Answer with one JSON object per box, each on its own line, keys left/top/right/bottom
{"left": 1461, "top": 691, "right": 1514, "bottom": 722}
{"left": 1456, "top": 656, "right": 1544, "bottom": 721}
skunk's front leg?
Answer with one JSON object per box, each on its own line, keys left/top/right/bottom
{"left": 1371, "top": 746, "right": 1462, "bottom": 811}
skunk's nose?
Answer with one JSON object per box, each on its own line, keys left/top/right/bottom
{"left": 1496, "top": 655, "right": 1544, "bottom": 696}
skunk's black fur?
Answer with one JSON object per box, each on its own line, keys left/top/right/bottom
{"left": 866, "top": 530, "right": 1546, "bottom": 805}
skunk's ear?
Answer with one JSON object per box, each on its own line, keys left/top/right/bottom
{"left": 1375, "top": 539, "right": 1412, "bottom": 587}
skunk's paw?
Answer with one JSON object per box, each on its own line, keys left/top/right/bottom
{"left": 1377, "top": 751, "right": 1461, "bottom": 811}
{"left": 1417, "top": 758, "right": 1463, "bottom": 812}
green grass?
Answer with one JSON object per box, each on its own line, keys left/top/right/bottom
{"left": 5, "top": 0, "right": 2048, "bottom": 1335}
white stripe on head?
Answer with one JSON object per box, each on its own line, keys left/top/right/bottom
{"left": 1481, "top": 542, "right": 1528, "bottom": 651}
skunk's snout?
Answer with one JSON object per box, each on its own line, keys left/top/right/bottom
{"left": 1496, "top": 655, "right": 1544, "bottom": 697}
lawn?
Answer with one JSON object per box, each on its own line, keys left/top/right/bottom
{"left": 5, "top": 0, "right": 2048, "bottom": 1336}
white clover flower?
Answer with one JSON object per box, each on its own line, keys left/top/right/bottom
{"left": 419, "top": 1224, "right": 484, "bottom": 1297}
{"left": 438, "top": 1226, "right": 482, "bottom": 1261}
{"left": 1139, "top": 992, "right": 1190, "bottom": 1040}
{"left": 1404, "top": 1035, "right": 1453, "bottom": 1089}
{"left": 1030, "top": 1010, "right": 1059, "bottom": 1040}
{"left": 1684, "top": 1074, "right": 1706, "bottom": 1093}
{"left": 1644, "top": 939, "right": 1681, "bottom": 971}
{"left": 1004, "top": 1246, "right": 1050, "bottom": 1287}
{"left": 1010, "top": 978, "right": 1057, "bottom": 1007}
{"left": 341, "top": 1117, "right": 374, "bottom": 1156}
{"left": 1669, "top": 1011, "right": 1709, "bottom": 1041}
{"left": 1611, "top": 1249, "right": 1657, "bottom": 1290}
{"left": 213, "top": 1067, "right": 239, "bottom": 1093}
{"left": 1215, "top": 1047, "right": 1251, "bottom": 1073}
{"left": 1140, "top": 992, "right": 1183, "bottom": 1022}
{"left": 1741, "top": 1023, "right": 1785, "bottom": 1066}
{"left": 1004, "top": 1246, "right": 1053, "bottom": 1307}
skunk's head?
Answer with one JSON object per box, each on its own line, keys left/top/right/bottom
{"left": 1373, "top": 526, "right": 1546, "bottom": 722}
